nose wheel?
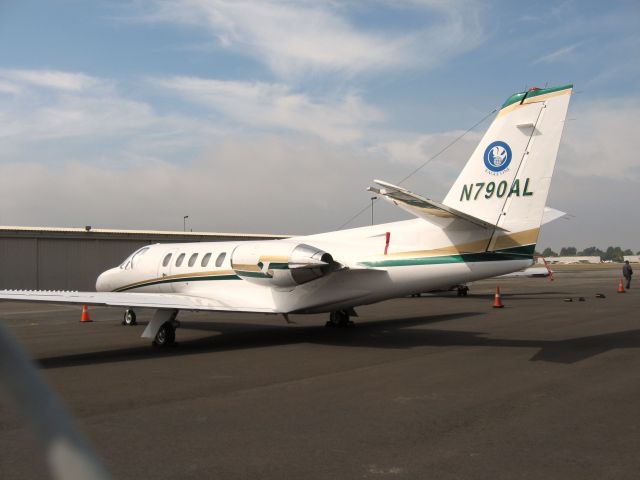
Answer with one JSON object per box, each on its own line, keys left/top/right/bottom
{"left": 123, "top": 308, "right": 137, "bottom": 326}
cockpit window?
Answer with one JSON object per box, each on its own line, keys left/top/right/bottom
{"left": 119, "top": 254, "right": 133, "bottom": 269}
{"left": 215, "top": 252, "right": 226, "bottom": 268}
{"left": 175, "top": 253, "right": 185, "bottom": 267}
{"left": 130, "top": 247, "right": 150, "bottom": 268}
{"left": 188, "top": 253, "right": 198, "bottom": 267}
{"left": 201, "top": 253, "right": 212, "bottom": 267}
{"left": 162, "top": 253, "right": 172, "bottom": 267}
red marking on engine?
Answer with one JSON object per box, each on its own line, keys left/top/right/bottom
{"left": 384, "top": 232, "right": 390, "bottom": 255}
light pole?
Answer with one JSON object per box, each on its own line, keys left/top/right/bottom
{"left": 183, "top": 215, "right": 189, "bottom": 232}
{"left": 370, "top": 197, "right": 377, "bottom": 225}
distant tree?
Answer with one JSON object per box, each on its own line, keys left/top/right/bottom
{"left": 542, "top": 247, "right": 558, "bottom": 257}
{"left": 623, "top": 249, "right": 633, "bottom": 255}
{"left": 559, "top": 246, "right": 577, "bottom": 256}
{"left": 637, "top": 250, "right": 640, "bottom": 256}
{"left": 580, "top": 246, "right": 604, "bottom": 257}
{"left": 604, "top": 246, "right": 625, "bottom": 262}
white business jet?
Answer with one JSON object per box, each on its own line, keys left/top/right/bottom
{"left": 0, "top": 85, "right": 573, "bottom": 347}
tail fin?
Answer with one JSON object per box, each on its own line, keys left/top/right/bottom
{"left": 443, "top": 85, "right": 573, "bottom": 245}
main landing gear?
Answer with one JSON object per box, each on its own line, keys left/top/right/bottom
{"left": 153, "top": 320, "right": 177, "bottom": 347}
{"left": 325, "top": 309, "right": 355, "bottom": 328}
{"left": 141, "top": 309, "right": 180, "bottom": 347}
{"left": 457, "top": 285, "right": 469, "bottom": 297}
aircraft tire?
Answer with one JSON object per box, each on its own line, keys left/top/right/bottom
{"left": 123, "top": 309, "right": 137, "bottom": 326}
{"left": 325, "top": 310, "right": 354, "bottom": 328}
{"left": 153, "top": 322, "right": 176, "bottom": 347}
{"left": 457, "top": 286, "right": 469, "bottom": 297}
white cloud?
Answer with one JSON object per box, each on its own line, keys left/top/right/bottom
{"left": 559, "top": 97, "right": 640, "bottom": 180}
{"left": 374, "top": 130, "right": 480, "bottom": 166}
{"left": 0, "top": 79, "right": 22, "bottom": 95}
{"left": 0, "top": 69, "right": 102, "bottom": 92}
{"left": 0, "top": 68, "right": 230, "bottom": 170}
{"left": 136, "top": 0, "right": 485, "bottom": 78}
{"left": 0, "top": 134, "right": 406, "bottom": 233}
{"left": 152, "top": 76, "right": 383, "bottom": 143}
{"left": 371, "top": 130, "right": 481, "bottom": 198}
{"left": 532, "top": 43, "right": 580, "bottom": 65}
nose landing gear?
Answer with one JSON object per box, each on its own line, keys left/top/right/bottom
{"left": 123, "top": 308, "right": 137, "bottom": 326}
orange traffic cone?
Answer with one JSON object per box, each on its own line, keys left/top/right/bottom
{"left": 618, "top": 279, "right": 626, "bottom": 293}
{"left": 492, "top": 286, "right": 504, "bottom": 308}
{"left": 80, "top": 305, "right": 92, "bottom": 322}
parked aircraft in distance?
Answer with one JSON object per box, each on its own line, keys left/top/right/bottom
{"left": 0, "top": 85, "right": 573, "bottom": 347}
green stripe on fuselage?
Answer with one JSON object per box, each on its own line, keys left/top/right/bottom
{"left": 358, "top": 245, "right": 535, "bottom": 268}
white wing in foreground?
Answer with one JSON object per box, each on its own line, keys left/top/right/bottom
{"left": 0, "top": 290, "right": 278, "bottom": 313}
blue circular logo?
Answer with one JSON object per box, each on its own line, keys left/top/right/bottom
{"left": 483, "top": 141, "right": 512, "bottom": 173}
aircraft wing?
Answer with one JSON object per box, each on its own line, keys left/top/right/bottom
{"left": 0, "top": 290, "right": 278, "bottom": 313}
{"left": 368, "top": 179, "right": 502, "bottom": 229}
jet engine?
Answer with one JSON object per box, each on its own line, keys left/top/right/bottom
{"left": 231, "top": 241, "right": 337, "bottom": 288}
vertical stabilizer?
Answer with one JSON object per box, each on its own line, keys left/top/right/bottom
{"left": 442, "top": 85, "right": 572, "bottom": 248}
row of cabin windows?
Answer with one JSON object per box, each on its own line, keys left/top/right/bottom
{"left": 162, "top": 251, "right": 226, "bottom": 269}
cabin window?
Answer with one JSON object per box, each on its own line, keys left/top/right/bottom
{"left": 201, "top": 253, "right": 212, "bottom": 267}
{"left": 175, "top": 253, "right": 185, "bottom": 267}
{"left": 215, "top": 252, "right": 226, "bottom": 268}
{"left": 162, "top": 253, "right": 172, "bottom": 267}
{"left": 188, "top": 253, "right": 198, "bottom": 267}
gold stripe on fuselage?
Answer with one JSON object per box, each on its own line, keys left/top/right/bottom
{"left": 380, "top": 237, "right": 492, "bottom": 260}
{"left": 491, "top": 228, "right": 539, "bottom": 250}
{"left": 116, "top": 269, "right": 236, "bottom": 291}
{"left": 362, "top": 227, "right": 538, "bottom": 262}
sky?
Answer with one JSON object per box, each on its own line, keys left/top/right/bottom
{"left": 0, "top": 0, "right": 638, "bottom": 251}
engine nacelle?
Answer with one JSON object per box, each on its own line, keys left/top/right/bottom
{"left": 231, "top": 241, "right": 336, "bottom": 288}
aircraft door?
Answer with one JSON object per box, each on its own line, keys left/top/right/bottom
{"left": 157, "top": 248, "right": 177, "bottom": 293}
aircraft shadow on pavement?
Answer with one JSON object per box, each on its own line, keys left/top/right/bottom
{"left": 425, "top": 292, "right": 577, "bottom": 301}
{"left": 36, "top": 313, "right": 640, "bottom": 368}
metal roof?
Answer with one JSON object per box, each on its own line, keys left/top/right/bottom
{"left": 0, "top": 226, "right": 291, "bottom": 239}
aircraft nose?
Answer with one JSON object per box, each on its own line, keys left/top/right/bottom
{"left": 96, "top": 269, "right": 113, "bottom": 292}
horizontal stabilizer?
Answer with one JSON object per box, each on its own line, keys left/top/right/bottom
{"left": 368, "top": 179, "right": 504, "bottom": 230}
{"left": 542, "top": 207, "right": 568, "bottom": 225}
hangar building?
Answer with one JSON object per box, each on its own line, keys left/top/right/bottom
{"left": 0, "top": 226, "right": 288, "bottom": 291}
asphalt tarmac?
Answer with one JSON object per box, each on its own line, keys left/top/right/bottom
{"left": 1, "top": 267, "right": 638, "bottom": 479}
